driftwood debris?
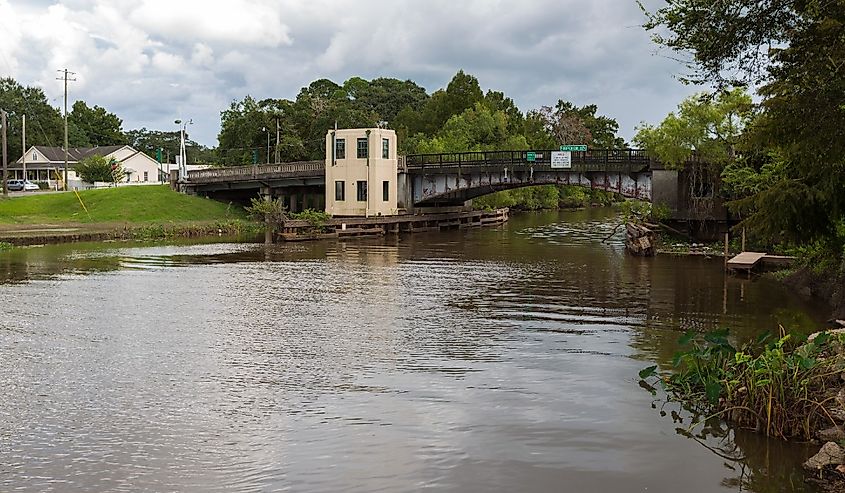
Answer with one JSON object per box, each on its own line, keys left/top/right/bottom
{"left": 626, "top": 222, "right": 655, "bottom": 256}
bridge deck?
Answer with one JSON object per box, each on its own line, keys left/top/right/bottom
{"left": 184, "top": 149, "right": 655, "bottom": 186}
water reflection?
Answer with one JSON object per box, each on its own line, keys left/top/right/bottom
{"left": 0, "top": 208, "right": 829, "bottom": 492}
{"left": 660, "top": 407, "right": 817, "bottom": 492}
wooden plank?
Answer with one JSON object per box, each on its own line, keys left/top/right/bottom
{"left": 727, "top": 251, "right": 766, "bottom": 270}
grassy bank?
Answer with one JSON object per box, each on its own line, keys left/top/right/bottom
{"left": 0, "top": 185, "right": 246, "bottom": 224}
{"left": 0, "top": 186, "right": 259, "bottom": 245}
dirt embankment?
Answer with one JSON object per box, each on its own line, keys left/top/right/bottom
{"left": 0, "top": 221, "right": 260, "bottom": 246}
{"left": 785, "top": 267, "right": 845, "bottom": 320}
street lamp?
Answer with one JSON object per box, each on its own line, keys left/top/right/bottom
{"left": 175, "top": 119, "right": 192, "bottom": 183}
{"left": 261, "top": 126, "right": 270, "bottom": 164}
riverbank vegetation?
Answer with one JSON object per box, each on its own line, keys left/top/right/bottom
{"left": 641, "top": 329, "right": 845, "bottom": 440}
{"left": 245, "top": 197, "right": 332, "bottom": 234}
{"left": 637, "top": 1, "right": 845, "bottom": 485}
{"left": 637, "top": 0, "right": 845, "bottom": 318}
{"left": 473, "top": 186, "right": 619, "bottom": 211}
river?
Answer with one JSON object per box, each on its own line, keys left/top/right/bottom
{"left": 0, "top": 208, "right": 830, "bottom": 492}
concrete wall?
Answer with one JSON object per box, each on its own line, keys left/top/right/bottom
{"left": 650, "top": 169, "right": 680, "bottom": 212}
{"left": 121, "top": 151, "right": 162, "bottom": 183}
{"left": 324, "top": 128, "right": 398, "bottom": 217}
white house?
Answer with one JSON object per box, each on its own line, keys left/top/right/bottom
{"left": 10, "top": 145, "right": 166, "bottom": 188}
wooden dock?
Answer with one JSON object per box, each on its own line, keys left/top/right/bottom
{"left": 727, "top": 251, "right": 795, "bottom": 273}
{"left": 275, "top": 208, "right": 509, "bottom": 242}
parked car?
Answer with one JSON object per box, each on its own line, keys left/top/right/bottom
{"left": 5, "top": 179, "right": 24, "bottom": 191}
{"left": 23, "top": 180, "right": 40, "bottom": 191}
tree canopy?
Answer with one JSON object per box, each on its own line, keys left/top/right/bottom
{"left": 633, "top": 89, "right": 753, "bottom": 168}
{"left": 74, "top": 154, "right": 125, "bottom": 183}
{"left": 68, "top": 101, "right": 125, "bottom": 147}
{"left": 640, "top": 0, "right": 845, "bottom": 247}
{"left": 216, "top": 70, "right": 625, "bottom": 166}
{"left": 0, "top": 78, "right": 64, "bottom": 160}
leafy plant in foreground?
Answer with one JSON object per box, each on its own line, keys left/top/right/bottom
{"left": 640, "top": 328, "right": 845, "bottom": 439}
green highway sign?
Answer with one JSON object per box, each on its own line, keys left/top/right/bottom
{"left": 560, "top": 145, "right": 587, "bottom": 152}
{"left": 526, "top": 151, "right": 536, "bottom": 162}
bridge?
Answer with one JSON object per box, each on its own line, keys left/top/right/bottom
{"left": 404, "top": 149, "right": 652, "bottom": 206}
{"left": 180, "top": 148, "right": 669, "bottom": 213}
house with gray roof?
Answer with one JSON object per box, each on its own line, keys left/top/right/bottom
{"left": 10, "top": 145, "right": 165, "bottom": 188}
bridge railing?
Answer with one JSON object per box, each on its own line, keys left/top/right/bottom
{"left": 404, "top": 149, "right": 652, "bottom": 173}
{"left": 187, "top": 160, "right": 325, "bottom": 183}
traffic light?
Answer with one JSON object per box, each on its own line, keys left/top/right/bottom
{"left": 252, "top": 150, "right": 259, "bottom": 164}
{"left": 156, "top": 148, "right": 162, "bottom": 163}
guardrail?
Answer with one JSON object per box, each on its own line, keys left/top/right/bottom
{"left": 187, "top": 160, "right": 324, "bottom": 183}
{"left": 405, "top": 149, "right": 652, "bottom": 173}
{"left": 184, "top": 149, "right": 661, "bottom": 185}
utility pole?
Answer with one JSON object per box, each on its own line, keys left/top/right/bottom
{"left": 21, "top": 114, "right": 26, "bottom": 182}
{"left": 57, "top": 69, "right": 76, "bottom": 191}
{"left": 1, "top": 110, "right": 7, "bottom": 197}
{"left": 275, "top": 118, "right": 280, "bottom": 164}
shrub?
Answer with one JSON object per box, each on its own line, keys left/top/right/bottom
{"left": 75, "top": 155, "right": 125, "bottom": 183}
{"left": 289, "top": 209, "right": 332, "bottom": 233}
{"left": 245, "top": 197, "right": 287, "bottom": 225}
{"left": 639, "top": 329, "right": 845, "bottom": 439}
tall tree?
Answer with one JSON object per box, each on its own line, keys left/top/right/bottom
{"left": 414, "top": 102, "right": 528, "bottom": 153}
{"left": 68, "top": 101, "right": 125, "bottom": 147}
{"left": 218, "top": 95, "right": 270, "bottom": 164}
{"left": 536, "top": 100, "right": 625, "bottom": 149}
{"left": 126, "top": 127, "right": 214, "bottom": 165}
{"left": 483, "top": 90, "right": 524, "bottom": 134}
{"left": 343, "top": 77, "right": 428, "bottom": 124}
{"left": 633, "top": 89, "right": 753, "bottom": 168}
{"left": 444, "top": 70, "right": 484, "bottom": 117}
{"left": 0, "top": 77, "right": 64, "bottom": 160}
{"left": 640, "top": 0, "right": 845, "bottom": 245}
{"left": 535, "top": 105, "right": 593, "bottom": 146}
{"left": 399, "top": 70, "right": 484, "bottom": 137}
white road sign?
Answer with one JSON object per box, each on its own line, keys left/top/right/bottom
{"left": 551, "top": 151, "right": 571, "bottom": 169}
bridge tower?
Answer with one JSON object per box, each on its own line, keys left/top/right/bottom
{"left": 325, "top": 128, "right": 398, "bottom": 217}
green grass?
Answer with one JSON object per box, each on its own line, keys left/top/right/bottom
{"left": 0, "top": 185, "right": 246, "bottom": 225}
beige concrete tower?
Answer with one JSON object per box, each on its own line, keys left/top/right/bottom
{"left": 324, "top": 128, "right": 398, "bottom": 217}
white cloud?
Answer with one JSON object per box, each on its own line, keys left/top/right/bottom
{"left": 127, "top": 0, "right": 292, "bottom": 47}
{"left": 151, "top": 52, "right": 184, "bottom": 73}
{"left": 191, "top": 43, "right": 214, "bottom": 67}
{"left": 0, "top": 0, "right": 702, "bottom": 147}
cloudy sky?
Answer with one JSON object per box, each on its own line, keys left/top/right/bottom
{"left": 0, "top": 0, "right": 700, "bottom": 148}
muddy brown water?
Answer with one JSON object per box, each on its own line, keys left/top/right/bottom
{"left": 0, "top": 208, "right": 831, "bottom": 492}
